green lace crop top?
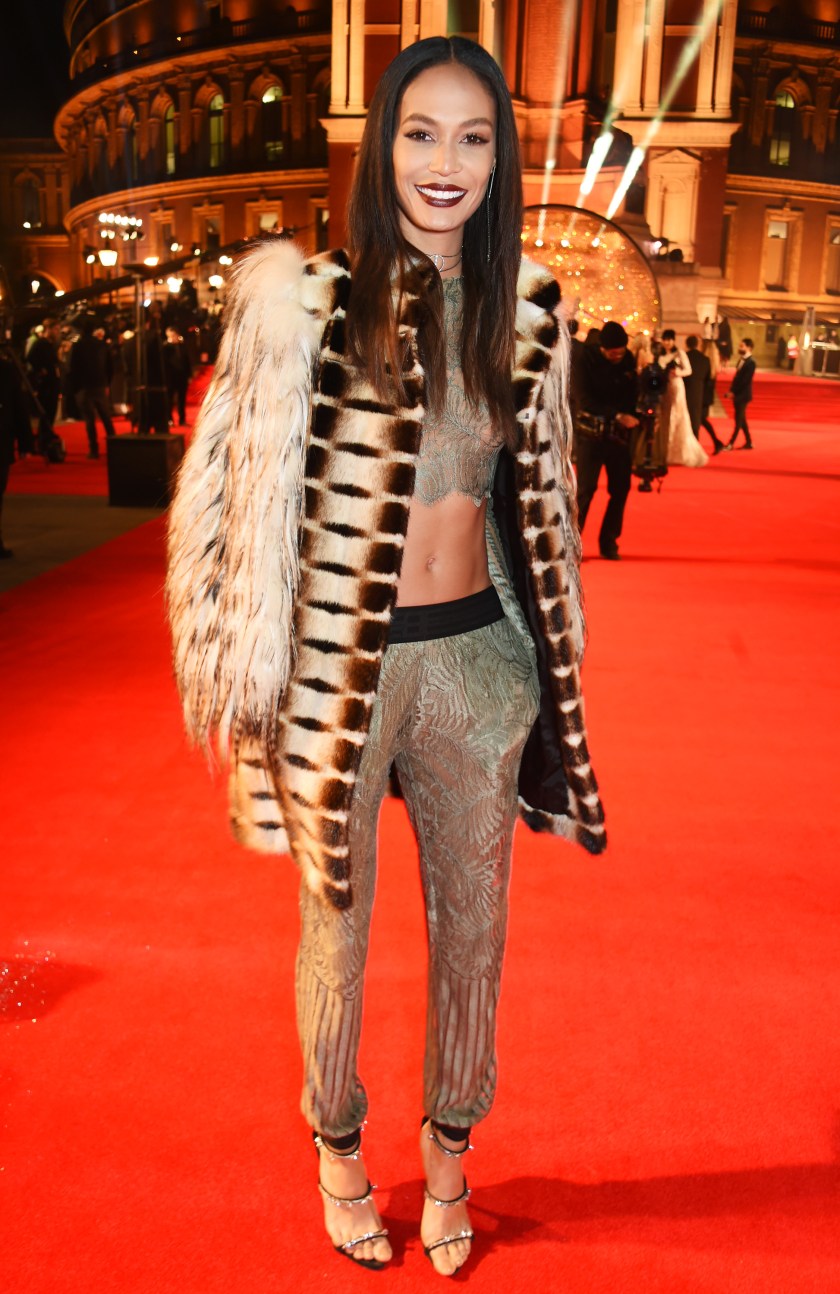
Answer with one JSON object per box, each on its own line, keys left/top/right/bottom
{"left": 413, "top": 277, "right": 502, "bottom": 507}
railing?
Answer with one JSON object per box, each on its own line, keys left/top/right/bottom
{"left": 736, "top": 8, "right": 840, "bottom": 45}
{"left": 70, "top": 11, "right": 331, "bottom": 91}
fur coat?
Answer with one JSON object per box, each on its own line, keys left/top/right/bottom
{"left": 167, "top": 238, "right": 606, "bottom": 909}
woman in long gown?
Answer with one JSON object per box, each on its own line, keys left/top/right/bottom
{"left": 658, "top": 330, "right": 707, "bottom": 468}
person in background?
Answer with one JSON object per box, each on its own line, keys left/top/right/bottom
{"left": 572, "top": 319, "right": 639, "bottom": 560}
{"left": 724, "top": 337, "right": 756, "bottom": 450}
{"left": 24, "top": 323, "right": 43, "bottom": 358}
{"left": 26, "top": 318, "right": 62, "bottom": 455}
{"left": 775, "top": 334, "right": 789, "bottom": 368}
{"left": 685, "top": 335, "right": 724, "bottom": 454}
{"left": 699, "top": 340, "right": 725, "bottom": 453}
{"left": 658, "top": 329, "right": 706, "bottom": 468}
{"left": 70, "top": 318, "right": 117, "bottom": 458}
{"left": 162, "top": 327, "right": 192, "bottom": 427}
{"left": 0, "top": 349, "right": 31, "bottom": 557}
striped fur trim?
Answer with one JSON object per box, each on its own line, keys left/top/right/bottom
{"left": 271, "top": 254, "right": 429, "bottom": 907}
{"left": 510, "top": 261, "right": 605, "bottom": 852}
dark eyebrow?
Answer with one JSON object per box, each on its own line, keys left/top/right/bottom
{"left": 401, "top": 113, "right": 494, "bottom": 129}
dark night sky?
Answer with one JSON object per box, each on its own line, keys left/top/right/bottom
{"left": 1, "top": 0, "right": 72, "bottom": 138}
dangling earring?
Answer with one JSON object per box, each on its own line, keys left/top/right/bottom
{"left": 486, "top": 163, "right": 496, "bottom": 263}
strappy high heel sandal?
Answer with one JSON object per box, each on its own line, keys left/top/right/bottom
{"left": 421, "top": 1120, "right": 475, "bottom": 1275}
{"left": 313, "top": 1129, "right": 391, "bottom": 1271}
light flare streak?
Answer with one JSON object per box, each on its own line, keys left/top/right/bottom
{"left": 605, "top": 0, "right": 724, "bottom": 220}
{"left": 578, "top": 130, "right": 615, "bottom": 201}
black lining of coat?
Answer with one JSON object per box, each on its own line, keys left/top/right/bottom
{"left": 491, "top": 448, "right": 573, "bottom": 822}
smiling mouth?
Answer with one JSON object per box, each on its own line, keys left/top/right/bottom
{"left": 415, "top": 184, "right": 468, "bottom": 207}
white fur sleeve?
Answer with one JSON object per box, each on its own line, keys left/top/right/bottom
{"left": 166, "top": 239, "right": 323, "bottom": 751}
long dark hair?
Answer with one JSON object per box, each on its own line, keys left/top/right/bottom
{"left": 346, "top": 36, "right": 523, "bottom": 447}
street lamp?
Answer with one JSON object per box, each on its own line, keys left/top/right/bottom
{"left": 99, "top": 246, "right": 118, "bottom": 305}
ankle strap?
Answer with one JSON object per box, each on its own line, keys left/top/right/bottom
{"left": 425, "top": 1120, "right": 473, "bottom": 1158}
{"left": 313, "top": 1128, "right": 362, "bottom": 1160}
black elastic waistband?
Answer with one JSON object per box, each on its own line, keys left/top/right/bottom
{"left": 387, "top": 585, "right": 503, "bottom": 645}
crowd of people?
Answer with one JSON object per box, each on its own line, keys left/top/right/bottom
{"left": 11, "top": 294, "right": 224, "bottom": 457}
{"left": 2, "top": 278, "right": 761, "bottom": 584}
{"left": 1, "top": 293, "right": 760, "bottom": 575}
{"left": 0, "top": 296, "right": 223, "bottom": 559}
{"left": 570, "top": 318, "right": 757, "bottom": 560}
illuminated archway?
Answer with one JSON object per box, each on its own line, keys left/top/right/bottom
{"left": 521, "top": 204, "right": 661, "bottom": 340}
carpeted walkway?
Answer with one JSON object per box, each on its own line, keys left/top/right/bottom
{"left": 1, "top": 372, "right": 838, "bottom": 1292}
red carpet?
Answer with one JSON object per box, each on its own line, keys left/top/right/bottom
{"left": 2, "top": 373, "right": 839, "bottom": 1291}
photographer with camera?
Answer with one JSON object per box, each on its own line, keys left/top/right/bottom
{"left": 571, "top": 320, "right": 639, "bottom": 561}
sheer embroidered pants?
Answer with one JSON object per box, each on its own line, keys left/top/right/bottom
{"left": 295, "top": 615, "right": 539, "bottom": 1136}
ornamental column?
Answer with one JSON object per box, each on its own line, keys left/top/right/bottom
{"left": 612, "top": 0, "right": 647, "bottom": 114}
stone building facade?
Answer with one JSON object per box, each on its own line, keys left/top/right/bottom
{"left": 54, "top": 0, "right": 332, "bottom": 300}
{"left": 0, "top": 0, "right": 837, "bottom": 350}
{"left": 723, "top": 2, "right": 840, "bottom": 361}
{"left": 0, "top": 139, "right": 73, "bottom": 306}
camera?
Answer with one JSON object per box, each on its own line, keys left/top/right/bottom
{"left": 633, "top": 362, "right": 669, "bottom": 493}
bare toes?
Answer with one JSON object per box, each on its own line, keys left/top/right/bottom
{"left": 425, "top": 1228, "right": 472, "bottom": 1275}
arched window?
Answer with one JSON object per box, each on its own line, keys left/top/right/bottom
{"left": 165, "top": 105, "right": 176, "bottom": 176}
{"left": 208, "top": 93, "right": 225, "bottom": 168}
{"left": 262, "top": 85, "right": 284, "bottom": 162}
{"left": 20, "top": 178, "right": 42, "bottom": 228}
{"left": 123, "top": 118, "right": 138, "bottom": 185}
{"left": 770, "top": 91, "right": 795, "bottom": 167}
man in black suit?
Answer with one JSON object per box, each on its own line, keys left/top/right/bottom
{"left": 684, "top": 335, "right": 724, "bottom": 453}
{"left": 572, "top": 320, "right": 640, "bottom": 561}
{"left": 70, "top": 319, "right": 117, "bottom": 458}
{"left": 725, "top": 338, "right": 756, "bottom": 450}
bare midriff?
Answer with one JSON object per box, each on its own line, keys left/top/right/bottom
{"left": 396, "top": 493, "right": 491, "bottom": 606}
{"left": 395, "top": 276, "right": 500, "bottom": 607}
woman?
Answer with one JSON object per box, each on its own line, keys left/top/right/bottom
{"left": 167, "top": 36, "right": 605, "bottom": 1276}
{"left": 658, "top": 329, "right": 707, "bottom": 468}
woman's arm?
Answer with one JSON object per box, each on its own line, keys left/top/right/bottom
{"left": 673, "top": 348, "right": 692, "bottom": 378}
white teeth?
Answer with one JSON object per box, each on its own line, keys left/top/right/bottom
{"left": 417, "top": 186, "right": 466, "bottom": 199}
